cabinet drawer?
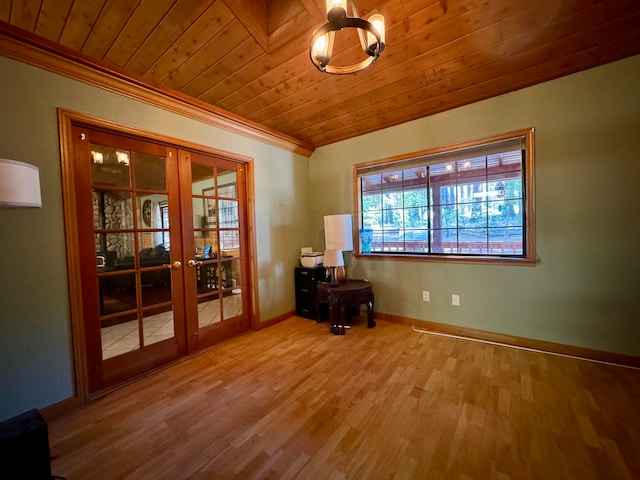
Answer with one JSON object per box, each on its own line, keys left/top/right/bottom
{"left": 295, "top": 266, "right": 325, "bottom": 287}
{"left": 295, "top": 266, "right": 325, "bottom": 321}
{"left": 296, "top": 285, "right": 315, "bottom": 296}
{"left": 296, "top": 305, "right": 318, "bottom": 320}
{"left": 295, "top": 279, "right": 315, "bottom": 292}
{"left": 296, "top": 291, "right": 316, "bottom": 307}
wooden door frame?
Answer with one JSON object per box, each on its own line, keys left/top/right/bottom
{"left": 57, "top": 108, "right": 260, "bottom": 404}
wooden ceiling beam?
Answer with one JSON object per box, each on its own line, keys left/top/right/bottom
{"left": 186, "top": 35, "right": 263, "bottom": 99}
{"left": 222, "top": 0, "right": 268, "bottom": 51}
{"left": 202, "top": 40, "right": 310, "bottom": 111}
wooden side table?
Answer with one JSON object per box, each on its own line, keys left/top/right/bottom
{"left": 316, "top": 280, "right": 375, "bottom": 335}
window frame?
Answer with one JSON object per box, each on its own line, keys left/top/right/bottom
{"left": 353, "top": 128, "right": 537, "bottom": 266}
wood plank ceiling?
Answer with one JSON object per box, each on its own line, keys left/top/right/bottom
{"left": 1, "top": 0, "right": 639, "bottom": 150}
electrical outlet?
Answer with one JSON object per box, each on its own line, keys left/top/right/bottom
{"left": 452, "top": 294, "right": 460, "bottom": 306}
{"left": 422, "top": 291, "right": 430, "bottom": 302}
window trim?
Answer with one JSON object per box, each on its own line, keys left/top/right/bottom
{"left": 353, "top": 128, "right": 537, "bottom": 266}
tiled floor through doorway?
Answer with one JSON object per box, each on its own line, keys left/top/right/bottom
{"left": 101, "top": 293, "right": 243, "bottom": 359}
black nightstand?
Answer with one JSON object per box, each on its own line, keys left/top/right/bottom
{"left": 295, "top": 266, "right": 326, "bottom": 320}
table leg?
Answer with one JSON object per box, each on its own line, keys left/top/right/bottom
{"left": 366, "top": 297, "right": 375, "bottom": 328}
{"left": 329, "top": 299, "right": 347, "bottom": 335}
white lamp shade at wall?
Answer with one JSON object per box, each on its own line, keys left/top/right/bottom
{"left": 324, "top": 214, "right": 353, "bottom": 251}
{"left": 0, "top": 158, "right": 42, "bottom": 208}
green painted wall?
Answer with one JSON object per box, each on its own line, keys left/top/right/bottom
{"left": 0, "top": 56, "right": 311, "bottom": 420}
{"left": 310, "top": 55, "right": 640, "bottom": 357}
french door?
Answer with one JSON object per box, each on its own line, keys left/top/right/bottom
{"left": 179, "top": 150, "right": 250, "bottom": 352}
{"left": 70, "top": 125, "right": 250, "bottom": 394}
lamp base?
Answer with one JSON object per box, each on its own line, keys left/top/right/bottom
{"left": 328, "top": 266, "right": 339, "bottom": 286}
{"left": 326, "top": 266, "right": 346, "bottom": 285}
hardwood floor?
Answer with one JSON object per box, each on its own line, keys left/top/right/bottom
{"left": 48, "top": 317, "right": 640, "bottom": 479}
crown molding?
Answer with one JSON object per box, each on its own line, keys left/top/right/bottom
{"left": 0, "top": 21, "right": 315, "bottom": 158}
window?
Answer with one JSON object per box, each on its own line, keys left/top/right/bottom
{"left": 355, "top": 128, "right": 535, "bottom": 264}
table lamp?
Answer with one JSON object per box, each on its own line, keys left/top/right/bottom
{"left": 324, "top": 214, "right": 353, "bottom": 281}
{"left": 323, "top": 249, "right": 344, "bottom": 286}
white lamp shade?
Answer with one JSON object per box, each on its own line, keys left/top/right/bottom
{"left": 0, "top": 158, "right": 42, "bottom": 208}
{"left": 323, "top": 249, "right": 344, "bottom": 267}
{"left": 324, "top": 214, "right": 353, "bottom": 251}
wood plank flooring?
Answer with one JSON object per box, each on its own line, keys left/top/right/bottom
{"left": 48, "top": 317, "right": 640, "bottom": 479}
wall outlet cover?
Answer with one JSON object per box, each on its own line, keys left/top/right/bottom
{"left": 452, "top": 294, "right": 460, "bottom": 306}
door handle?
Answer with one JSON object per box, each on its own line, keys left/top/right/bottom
{"left": 170, "top": 261, "right": 182, "bottom": 270}
{"left": 187, "top": 259, "right": 203, "bottom": 267}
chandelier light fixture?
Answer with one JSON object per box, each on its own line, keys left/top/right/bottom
{"left": 310, "top": 0, "right": 385, "bottom": 74}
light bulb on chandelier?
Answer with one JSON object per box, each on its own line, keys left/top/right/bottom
{"left": 310, "top": 0, "right": 385, "bottom": 75}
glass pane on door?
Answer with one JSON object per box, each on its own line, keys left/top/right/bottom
{"left": 217, "top": 168, "right": 243, "bottom": 323}
{"left": 190, "top": 163, "right": 221, "bottom": 328}
{"left": 189, "top": 161, "right": 244, "bottom": 331}
{"left": 221, "top": 258, "right": 243, "bottom": 320}
{"left": 91, "top": 144, "right": 176, "bottom": 360}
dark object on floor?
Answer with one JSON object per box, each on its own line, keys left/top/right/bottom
{"left": 0, "top": 409, "right": 52, "bottom": 479}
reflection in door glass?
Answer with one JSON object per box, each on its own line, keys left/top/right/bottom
{"left": 193, "top": 197, "right": 217, "bottom": 229}
{"left": 99, "top": 273, "right": 137, "bottom": 316}
{"left": 93, "top": 190, "right": 133, "bottom": 230}
{"left": 219, "top": 199, "right": 238, "bottom": 228}
{"left": 198, "top": 297, "right": 221, "bottom": 328}
{"left": 137, "top": 194, "right": 168, "bottom": 231}
{"left": 101, "top": 317, "right": 140, "bottom": 360}
{"left": 91, "top": 145, "right": 131, "bottom": 188}
{"left": 196, "top": 290, "right": 242, "bottom": 329}
{"left": 224, "top": 258, "right": 241, "bottom": 289}
{"left": 192, "top": 164, "right": 214, "bottom": 195}
{"left": 194, "top": 230, "right": 218, "bottom": 260}
{"left": 217, "top": 170, "right": 239, "bottom": 253}
{"left": 91, "top": 142, "right": 177, "bottom": 362}
{"left": 196, "top": 261, "right": 219, "bottom": 294}
{"left": 222, "top": 289, "right": 243, "bottom": 322}
{"left": 143, "top": 309, "right": 175, "bottom": 347}
{"left": 134, "top": 153, "right": 166, "bottom": 191}
{"left": 189, "top": 160, "right": 245, "bottom": 333}
{"left": 95, "top": 232, "right": 135, "bottom": 271}
{"left": 218, "top": 170, "right": 236, "bottom": 198}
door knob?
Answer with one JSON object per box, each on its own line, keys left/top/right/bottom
{"left": 171, "top": 261, "right": 182, "bottom": 270}
{"left": 188, "top": 259, "right": 203, "bottom": 267}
